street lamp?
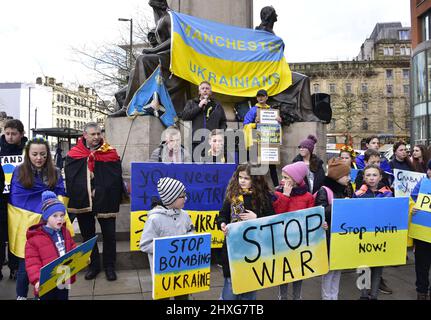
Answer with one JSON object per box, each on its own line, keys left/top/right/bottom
{"left": 118, "top": 18, "right": 133, "bottom": 70}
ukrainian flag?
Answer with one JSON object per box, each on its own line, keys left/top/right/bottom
{"left": 8, "top": 167, "right": 73, "bottom": 258}
{"left": 170, "top": 11, "right": 292, "bottom": 97}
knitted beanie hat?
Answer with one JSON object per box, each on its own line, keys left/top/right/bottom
{"left": 282, "top": 162, "right": 308, "bottom": 186}
{"left": 299, "top": 135, "right": 318, "bottom": 154}
{"left": 157, "top": 177, "right": 186, "bottom": 206}
{"left": 327, "top": 157, "right": 351, "bottom": 181}
{"left": 41, "top": 191, "right": 66, "bottom": 221}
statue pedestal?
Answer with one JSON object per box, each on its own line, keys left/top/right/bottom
{"left": 281, "top": 121, "right": 327, "bottom": 166}
{"left": 104, "top": 116, "right": 165, "bottom": 179}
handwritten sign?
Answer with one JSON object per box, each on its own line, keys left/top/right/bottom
{"left": 153, "top": 233, "right": 211, "bottom": 300}
{"left": 393, "top": 169, "right": 426, "bottom": 198}
{"left": 227, "top": 206, "right": 328, "bottom": 294}
{"left": 130, "top": 163, "right": 236, "bottom": 251}
{"left": 258, "top": 109, "right": 279, "bottom": 125}
{"left": 1, "top": 155, "right": 24, "bottom": 193}
{"left": 330, "top": 198, "right": 409, "bottom": 270}
{"left": 39, "top": 236, "right": 97, "bottom": 297}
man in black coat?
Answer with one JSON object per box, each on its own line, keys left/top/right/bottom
{"left": 182, "top": 81, "right": 227, "bottom": 161}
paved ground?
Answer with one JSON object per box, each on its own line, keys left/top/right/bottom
{"left": 0, "top": 249, "right": 419, "bottom": 300}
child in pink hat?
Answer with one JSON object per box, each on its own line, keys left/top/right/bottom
{"left": 272, "top": 161, "right": 315, "bottom": 300}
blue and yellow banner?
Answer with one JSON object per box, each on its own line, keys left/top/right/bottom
{"left": 330, "top": 198, "right": 409, "bottom": 270}
{"left": 414, "top": 178, "right": 431, "bottom": 213}
{"left": 153, "top": 233, "right": 211, "bottom": 300}
{"left": 39, "top": 236, "right": 97, "bottom": 297}
{"left": 126, "top": 65, "right": 178, "bottom": 127}
{"left": 8, "top": 167, "right": 73, "bottom": 258}
{"left": 169, "top": 11, "right": 292, "bottom": 97}
{"left": 227, "top": 207, "right": 328, "bottom": 295}
{"left": 1, "top": 154, "right": 24, "bottom": 194}
{"left": 410, "top": 179, "right": 431, "bottom": 243}
{"left": 130, "top": 163, "right": 236, "bottom": 251}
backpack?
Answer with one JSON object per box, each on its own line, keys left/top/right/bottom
{"left": 313, "top": 186, "right": 334, "bottom": 205}
{"left": 234, "top": 100, "right": 252, "bottom": 122}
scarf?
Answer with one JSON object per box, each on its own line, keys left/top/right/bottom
{"left": 230, "top": 188, "right": 252, "bottom": 223}
{"left": 67, "top": 137, "right": 120, "bottom": 172}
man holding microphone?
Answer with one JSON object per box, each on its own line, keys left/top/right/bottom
{"left": 182, "top": 81, "right": 227, "bottom": 160}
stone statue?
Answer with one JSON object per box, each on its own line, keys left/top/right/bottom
{"left": 110, "top": 0, "right": 187, "bottom": 117}
{"left": 255, "top": 6, "right": 278, "bottom": 34}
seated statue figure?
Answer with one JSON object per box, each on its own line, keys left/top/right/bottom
{"left": 110, "top": 0, "right": 187, "bottom": 117}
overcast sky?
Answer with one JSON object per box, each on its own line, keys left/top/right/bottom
{"left": 0, "top": 0, "right": 411, "bottom": 90}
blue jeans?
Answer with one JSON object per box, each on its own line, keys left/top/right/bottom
{"left": 221, "top": 277, "right": 257, "bottom": 300}
{"left": 16, "top": 258, "right": 29, "bottom": 298}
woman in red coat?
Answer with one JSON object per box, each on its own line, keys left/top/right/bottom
{"left": 271, "top": 161, "right": 315, "bottom": 300}
{"left": 25, "top": 191, "right": 76, "bottom": 300}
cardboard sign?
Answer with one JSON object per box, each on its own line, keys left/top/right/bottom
{"left": 414, "top": 178, "right": 431, "bottom": 213}
{"left": 39, "top": 236, "right": 97, "bottom": 297}
{"left": 153, "top": 233, "right": 211, "bottom": 300}
{"left": 130, "top": 163, "right": 236, "bottom": 251}
{"left": 227, "top": 207, "right": 328, "bottom": 294}
{"left": 1, "top": 154, "right": 24, "bottom": 193}
{"left": 393, "top": 169, "right": 426, "bottom": 198}
{"left": 330, "top": 198, "right": 409, "bottom": 270}
{"left": 258, "top": 109, "right": 280, "bottom": 124}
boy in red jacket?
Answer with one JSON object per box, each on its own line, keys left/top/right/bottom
{"left": 25, "top": 191, "right": 76, "bottom": 300}
{"left": 272, "top": 161, "right": 314, "bottom": 300}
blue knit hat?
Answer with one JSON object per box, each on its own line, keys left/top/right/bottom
{"left": 41, "top": 191, "right": 66, "bottom": 221}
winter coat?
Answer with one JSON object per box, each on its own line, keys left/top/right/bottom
{"left": 216, "top": 191, "right": 275, "bottom": 278}
{"left": 292, "top": 154, "right": 326, "bottom": 194}
{"left": 389, "top": 158, "right": 413, "bottom": 172}
{"left": 139, "top": 205, "right": 194, "bottom": 274}
{"left": 272, "top": 185, "right": 314, "bottom": 214}
{"left": 314, "top": 177, "right": 350, "bottom": 251}
{"left": 181, "top": 98, "right": 227, "bottom": 135}
{"left": 149, "top": 142, "right": 192, "bottom": 163}
{"left": 25, "top": 223, "right": 76, "bottom": 290}
{"left": 353, "top": 185, "right": 393, "bottom": 198}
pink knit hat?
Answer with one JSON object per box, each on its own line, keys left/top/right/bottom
{"left": 282, "top": 162, "right": 309, "bottom": 186}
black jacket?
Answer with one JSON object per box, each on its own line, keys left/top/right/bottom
{"left": 389, "top": 158, "right": 413, "bottom": 172}
{"left": 314, "top": 177, "right": 349, "bottom": 252}
{"left": 292, "top": 154, "right": 326, "bottom": 194}
{"left": 216, "top": 192, "right": 275, "bottom": 278}
{"left": 181, "top": 98, "right": 227, "bottom": 135}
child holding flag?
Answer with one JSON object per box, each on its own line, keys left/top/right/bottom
{"left": 25, "top": 191, "right": 76, "bottom": 300}
{"left": 272, "top": 161, "right": 315, "bottom": 300}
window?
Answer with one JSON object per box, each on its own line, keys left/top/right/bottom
{"left": 345, "top": 83, "right": 352, "bottom": 94}
{"left": 406, "top": 47, "right": 411, "bottom": 56}
{"left": 398, "top": 30, "right": 410, "bottom": 40}
{"left": 362, "top": 118, "right": 368, "bottom": 131}
{"left": 387, "top": 100, "right": 394, "bottom": 113}
{"left": 404, "top": 85, "right": 410, "bottom": 95}
{"left": 57, "top": 106, "right": 60, "bottom": 114}
{"left": 329, "top": 83, "right": 336, "bottom": 94}
{"left": 56, "top": 119, "right": 59, "bottom": 127}
{"left": 361, "top": 83, "right": 368, "bottom": 94}
{"left": 387, "top": 85, "right": 393, "bottom": 95}
{"left": 384, "top": 47, "right": 394, "bottom": 56}
{"left": 388, "top": 120, "right": 394, "bottom": 131}
{"left": 67, "top": 120, "right": 70, "bottom": 127}
{"left": 313, "top": 83, "right": 320, "bottom": 93}
{"left": 403, "top": 69, "right": 409, "bottom": 79}
{"left": 386, "top": 69, "right": 393, "bottom": 79}
{"left": 362, "top": 101, "right": 368, "bottom": 112}
{"left": 424, "top": 15, "right": 430, "bottom": 42}
{"left": 57, "top": 94, "right": 60, "bottom": 102}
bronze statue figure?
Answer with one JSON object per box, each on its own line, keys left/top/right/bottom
{"left": 255, "top": 6, "right": 278, "bottom": 34}
{"left": 110, "top": 0, "right": 187, "bottom": 117}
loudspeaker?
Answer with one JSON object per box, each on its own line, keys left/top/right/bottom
{"left": 311, "top": 93, "right": 332, "bottom": 124}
